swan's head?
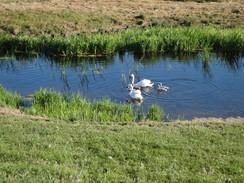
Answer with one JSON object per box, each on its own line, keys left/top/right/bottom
{"left": 128, "top": 84, "right": 133, "bottom": 90}
{"left": 129, "top": 74, "right": 135, "bottom": 78}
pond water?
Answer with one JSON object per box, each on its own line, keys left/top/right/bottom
{"left": 1, "top": 52, "right": 244, "bottom": 120}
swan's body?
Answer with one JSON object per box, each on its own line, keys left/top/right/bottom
{"left": 158, "top": 83, "right": 169, "bottom": 91}
{"left": 130, "top": 74, "right": 154, "bottom": 88}
{"left": 128, "top": 84, "right": 143, "bottom": 100}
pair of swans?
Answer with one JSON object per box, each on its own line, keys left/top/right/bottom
{"left": 128, "top": 74, "right": 154, "bottom": 100}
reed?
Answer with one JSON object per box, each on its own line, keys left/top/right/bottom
{"left": 0, "top": 27, "right": 243, "bottom": 56}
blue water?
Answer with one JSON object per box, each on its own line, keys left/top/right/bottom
{"left": 1, "top": 52, "right": 244, "bottom": 120}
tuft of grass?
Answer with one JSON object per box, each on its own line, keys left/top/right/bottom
{"left": 0, "top": 115, "right": 243, "bottom": 182}
{"left": 147, "top": 103, "right": 164, "bottom": 122}
{"left": 0, "top": 85, "right": 23, "bottom": 108}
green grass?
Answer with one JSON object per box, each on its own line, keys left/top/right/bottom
{"left": 0, "top": 85, "right": 23, "bottom": 108}
{"left": 25, "top": 89, "right": 165, "bottom": 122}
{"left": 1, "top": 26, "right": 243, "bottom": 56}
{"left": 0, "top": 115, "right": 243, "bottom": 182}
{"left": 0, "top": 86, "right": 163, "bottom": 123}
{"left": 26, "top": 89, "right": 139, "bottom": 122}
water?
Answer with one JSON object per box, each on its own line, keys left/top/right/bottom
{"left": 1, "top": 52, "right": 244, "bottom": 120}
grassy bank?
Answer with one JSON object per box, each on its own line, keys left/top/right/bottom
{"left": 0, "top": 115, "right": 243, "bottom": 182}
{"left": 0, "top": 0, "right": 243, "bottom": 36}
{"left": 0, "top": 86, "right": 164, "bottom": 122}
{"left": 1, "top": 26, "right": 244, "bottom": 56}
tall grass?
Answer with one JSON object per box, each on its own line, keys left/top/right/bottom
{"left": 147, "top": 103, "right": 164, "bottom": 122}
{"left": 25, "top": 89, "right": 162, "bottom": 122}
{"left": 0, "top": 85, "right": 23, "bottom": 108}
{"left": 0, "top": 85, "right": 165, "bottom": 123}
{"left": 1, "top": 26, "right": 243, "bottom": 56}
{"left": 26, "top": 89, "right": 137, "bottom": 122}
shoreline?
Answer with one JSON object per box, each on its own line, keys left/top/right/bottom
{"left": 1, "top": 104, "right": 243, "bottom": 123}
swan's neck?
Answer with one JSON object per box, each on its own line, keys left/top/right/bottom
{"left": 131, "top": 75, "right": 135, "bottom": 85}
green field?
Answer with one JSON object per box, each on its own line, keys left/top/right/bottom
{"left": 0, "top": 114, "right": 243, "bottom": 182}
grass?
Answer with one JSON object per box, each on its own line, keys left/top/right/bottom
{"left": 1, "top": 26, "right": 243, "bottom": 56}
{"left": 0, "top": 9, "right": 115, "bottom": 37}
{"left": 0, "top": 86, "right": 164, "bottom": 123}
{"left": 0, "top": 0, "right": 242, "bottom": 3}
{"left": 0, "top": 114, "right": 243, "bottom": 182}
{"left": 0, "top": 0, "right": 243, "bottom": 37}
{"left": 0, "top": 0, "right": 53, "bottom": 3}
{"left": 25, "top": 89, "right": 165, "bottom": 122}
{"left": 159, "top": 0, "right": 230, "bottom": 1}
{"left": 26, "top": 89, "right": 138, "bottom": 122}
{"left": 0, "top": 85, "right": 23, "bottom": 108}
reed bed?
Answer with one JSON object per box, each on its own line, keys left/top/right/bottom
{"left": 25, "top": 89, "right": 164, "bottom": 122}
{"left": 0, "top": 26, "right": 243, "bottom": 56}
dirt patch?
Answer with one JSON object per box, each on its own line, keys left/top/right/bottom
{"left": 0, "top": 104, "right": 48, "bottom": 120}
{"left": 174, "top": 117, "right": 244, "bottom": 123}
{"left": 1, "top": 104, "right": 243, "bottom": 123}
{"left": 0, "top": 104, "right": 23, "bottom": 116}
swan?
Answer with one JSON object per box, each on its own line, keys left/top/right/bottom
{"left": 130, "top": 74, "right": 154, "bottom": 87}
{"left": 128, "top": 84, "right": 143, "bottom": 100}
{"left": 158, "top": 83, "right": 169, "bottom": 91}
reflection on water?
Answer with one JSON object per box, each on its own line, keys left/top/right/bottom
{"left": 0, "top": 52, "right": 244, "bottom": 120}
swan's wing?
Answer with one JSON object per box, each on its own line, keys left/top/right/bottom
{"left": 130, "top": 91, "right": 143, "bottom": 100}
{"left": 133, "top": 90, "right": 141, "bottom": 95}
{"left": 135, "top": 79, "right": 154, "bottom": 87}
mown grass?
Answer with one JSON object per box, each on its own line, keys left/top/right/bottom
{"left": 0, "top": 9, "right": 115, "bottom": 37}
{"left": 0, "top": 0, "right": 243, "bottom": 37}
{"left": 0, "top": 115, "right": 243, "bottom": 182}
{"left": 0, "top": 0, "right": 242, "bottom": 3}
{"left": 0, "top": 0, "right": 53, "bottom": 3}
{"left": 1, "top": 26, "right": 243, "bottom": 56}
{"left": 171, "top": 0, "right": 242, "bottom": 1}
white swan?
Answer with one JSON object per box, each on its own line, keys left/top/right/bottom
{"left": 158, "top": 83, "right": 169, "bottom": 91}
{"left": 128, "top": 84, "right": 143, "bottom": 100}
{"left": 130, "top": 74, "right": 154, "bottom": 87}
